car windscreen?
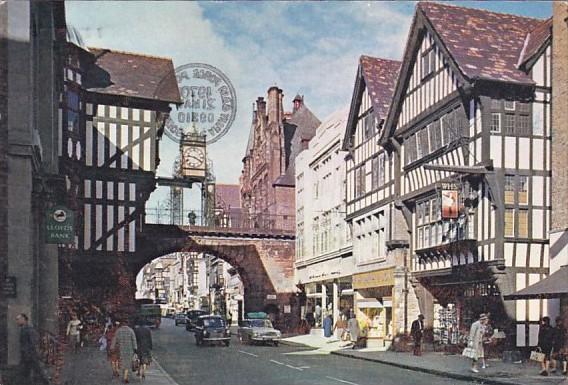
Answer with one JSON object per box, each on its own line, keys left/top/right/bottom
{"left": 203, "top": 318, "right": 225, "bottom": 328}
{"left": 250, "top": 319, "right": 272, "bottom": 328}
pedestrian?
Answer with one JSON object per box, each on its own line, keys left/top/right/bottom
{"left": 333, "top": 313, "right": 348, "bottom": 340}
{"left": 66, "top": 313, "right": 82, "bottom": 352}
{"left": 106, "top": 321, "right": 120, "bottom": 378}
{"left": 550, "top": 317, "right": 566, "bottom": 374}
{"left": 538, "top": 316, "right": 555, "bottom": 376}
{"left": 111, "top": 318, "right": 138, "bottom": 384}
{"left": 411, "top": 314, "right": 425, "bottom": 356}
{"left": 315, "top": 304, "right": 322, "bottom": 327}
{"left": 480, "top": 313, "right": 494, "bottom": 369}
{"left": 305, "top": 311, "right": 315, "bottom": 328}
{"left": 323, "top": 313, "right": 333, "bottom": 338}
{"left": 347, "top": 310, "right": 360, "bottom": 349}
{"left": 468, "top": 313, "right": 488, "bottom": 373}
{"left": 134, "top": 319, "right": 153, "bottom": 380}
{"left": 16, "top": 313, "right": 48, "bottom": 384}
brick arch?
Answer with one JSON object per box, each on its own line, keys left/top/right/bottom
{"left": 133, "top": 225, "right": 298, "bottom": 325}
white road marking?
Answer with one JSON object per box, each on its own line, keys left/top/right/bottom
{"left": 298, "top": 366, "right": 311, "bottom": 369}
{"left": 285, "top": 364, "right": 304, "bottom": 371}
{"left": 326, "top": 376, "right": 360, "bottom": 385}
{"left": 238, "top": 350, "right": 259, "bottom": 357}
{"left": 270, "top": 359, "right": 285, "bottom": 365}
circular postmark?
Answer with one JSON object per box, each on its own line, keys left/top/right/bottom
{"left": 161, "top": 63, "right": 237, "bottom": 145}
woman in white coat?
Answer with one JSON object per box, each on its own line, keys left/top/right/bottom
{"left": 468, "top": 313, "right": 489, "bottom": 373}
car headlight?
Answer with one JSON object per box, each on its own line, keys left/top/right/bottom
{"left": 253, "top": 332, "right": 260, "bottom": 337}
{"left": 203, "top": 331, "right": 209, "bottom": 337}
{"left": 225, "top": 329, "right": 231, "bottom": 336}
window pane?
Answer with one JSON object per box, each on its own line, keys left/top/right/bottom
{"left": 504, "top": 175, "right": 515, "bottom": 204}
{"left": 518, "top": 176, "right": 528, "bottom": 204}
{"left": 519, "top": 102, "right": 530, "bottom": 113}
{"left": 505, "top": 209, "right": 515, "bottom": 237}
{"left": 504, "top": 100, "right": 515, "bottom": 111}
{"left": 490, "top": 113, "right": 501, "bottom": 133}
{"left": 518, "top": 210, "right": 529, "bottom": 238}
{"left": 518, "top": 115, "right": 530, "bottom": 135}
{"left": 505, "top": 114, "right": 515, "bottom": 135}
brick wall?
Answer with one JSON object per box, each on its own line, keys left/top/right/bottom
{"left": 551, "top": 2, "right": 568, "bottom": 230}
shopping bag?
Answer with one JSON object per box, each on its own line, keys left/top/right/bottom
{"left": 98, "top": 335, "right": 107, "bottom": 351}
{"left": 462, "top": 347, "right": 477, "bottom": 359}
{"left": 132, "top": 353, "right": 140, "bottom": 371}
{"left": 530, "top": 348, "right": 545, "bottom": 363}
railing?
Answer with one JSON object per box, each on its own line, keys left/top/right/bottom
{"left": 145, "top": 207, "right": 295, "bottom": 233}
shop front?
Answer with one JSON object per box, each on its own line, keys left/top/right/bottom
{"left": 416, "top": 264, "right": 510, "bottom": 354}
{"left": 353, "top": 267, "right": 396, "bottom": 348}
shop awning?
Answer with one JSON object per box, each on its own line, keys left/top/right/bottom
{"left": 357, "top": 299, "right": 383, "bottom": 308}
{"left": 504, "top": 266, "right": 568, "bottom": 300}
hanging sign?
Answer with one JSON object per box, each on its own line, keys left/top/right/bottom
{"left": 45, "top": 206, "right": 75, "bottom": 244}
{"left": 440, "top": 183, "right": 460, "bottom": 219}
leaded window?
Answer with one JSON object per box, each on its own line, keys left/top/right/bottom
{"left": 490, "top": 113, "right": 501, "bottom": 133}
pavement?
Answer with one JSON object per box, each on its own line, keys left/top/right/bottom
{"left": 281, "top": 333, "right": 568, "bottom": 385}
{"left": 59, "top": 345, "right": 177, "bottom": 385}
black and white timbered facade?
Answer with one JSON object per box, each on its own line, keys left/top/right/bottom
{"left": 380, "top": 2, "right": 553, "bottom": 347}
{"left": 59, "top": 39, "right": 180, "bottom": 293}
{"left": 343, "top": 56, "right": 423, "bottom": 341}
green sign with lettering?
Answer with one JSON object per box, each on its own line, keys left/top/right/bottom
{"left": 46, "top": 206, "right": 74, "bottom": 244}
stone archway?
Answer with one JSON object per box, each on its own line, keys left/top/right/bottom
{"left": 132, "top": 224, "right": 300, "bottom": 331}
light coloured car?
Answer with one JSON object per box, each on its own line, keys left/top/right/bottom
{"left": 237, "top": 319, "right": 281, "bottom": 346}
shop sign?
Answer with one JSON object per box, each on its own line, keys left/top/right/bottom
{"left": 440, "top": 183, "right": 460, "bottom": 219}
{"left": 45, "top": 206, "right": 75, "bottom": 244}
{"left": 353, "top": 267, "right": 394, "bottom": 289}
{"left": 266, "top": 294, "right": 277, "bottom": 300}
{"left": 2, "top": 276, "right": 17, "bottom": 298}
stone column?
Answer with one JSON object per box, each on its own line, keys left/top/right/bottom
{"left": 332, "top": 282, "right": 339, "bottom": 326}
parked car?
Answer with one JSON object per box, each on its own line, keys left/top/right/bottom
{"left": 237, "top": 318, "right": 281, "bottom": 346}
{"left": 174, "top": 313, "right": 187, "bottom": 326}
{"left": 185, "top": 310, "right": 209, "bottom": 331}
{"left": 194, "top": 315, "right": 231, "bottom": 347}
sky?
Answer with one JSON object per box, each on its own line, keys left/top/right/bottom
{"left": 66, "top": 1, "right": 552, "bottom": 209}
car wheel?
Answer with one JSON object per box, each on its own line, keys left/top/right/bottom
{"left": 195, "top": 337, "right": 201, "bottom": 346}
{"left": 224, "top": 341, "right": 230, "bottom": 347}
{"left": 273, "top": 341, "right": 279, "bottom": 347}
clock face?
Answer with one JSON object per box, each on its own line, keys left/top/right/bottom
{"left": 184, "top": 147, "right": 206, "bottom": 169}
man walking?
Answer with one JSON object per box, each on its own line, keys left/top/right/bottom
{"left": 411, "top": 314, "right": 425, "bottom": 356}
{"left": 16, "top": 313, "right": 48, "bottom": 384}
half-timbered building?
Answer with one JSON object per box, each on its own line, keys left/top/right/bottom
{"left": 60, "top": 37, "right": 180, "bottom": 305}
{"left": 342, "top": 56, "right": 421, "bottom": 347}
{"left": 381, "top": 2, "right": 553, "bottom": 348}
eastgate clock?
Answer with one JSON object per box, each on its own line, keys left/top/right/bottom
{"left": 184, "top": 147, "right": 205, "bottom": 168}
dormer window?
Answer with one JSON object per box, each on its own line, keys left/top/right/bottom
{"left": 421, "top": 48, "right": 436, "bottom": 80}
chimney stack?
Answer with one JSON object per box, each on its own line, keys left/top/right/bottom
{"left": 256, "top": 97, "right": 266, "bottom": 122}
{"left": 267, "top": 86, "right": 282, "bottom": 123}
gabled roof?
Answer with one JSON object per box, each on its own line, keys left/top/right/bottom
{"left": 342, "top": 56, "right": 400, "bottom": 150}
{"left": 419, "top": 2, "right": 544, "bottom": 84}
{"left": 360, "top": 56, "right": 401, "bottom": 119}
{"left": 85, "top": 48, "right": 181, "bottom": 104}
{"left": 275, "top": 104, "right": 320, "bottom": 187}
{"left": 518, "top": 18, "right": 552, "bottom": 70}
{"left": 383, "top": 2, "right": 548, "bottom": 143}
{"left": 215, "top": 184, "right": 241, "bottom": 209}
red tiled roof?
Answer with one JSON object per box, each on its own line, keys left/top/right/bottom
{"left": 359, "top": 55, "right": 401, "bottom": 119}
{"left": 86, "top": 48, "right": 181, "bottom": 104}
{"left": 419, "top": 2, "right": 545, "bottom": 84}
{"left": 519, "top": 18, "right": 552, "bottom": 68}
{"left": 215, "top": 184, "right": 241, "bottom": 209}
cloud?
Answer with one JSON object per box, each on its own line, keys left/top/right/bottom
{"left": 66, "top": 1, "right": 412, "bottom": 209}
